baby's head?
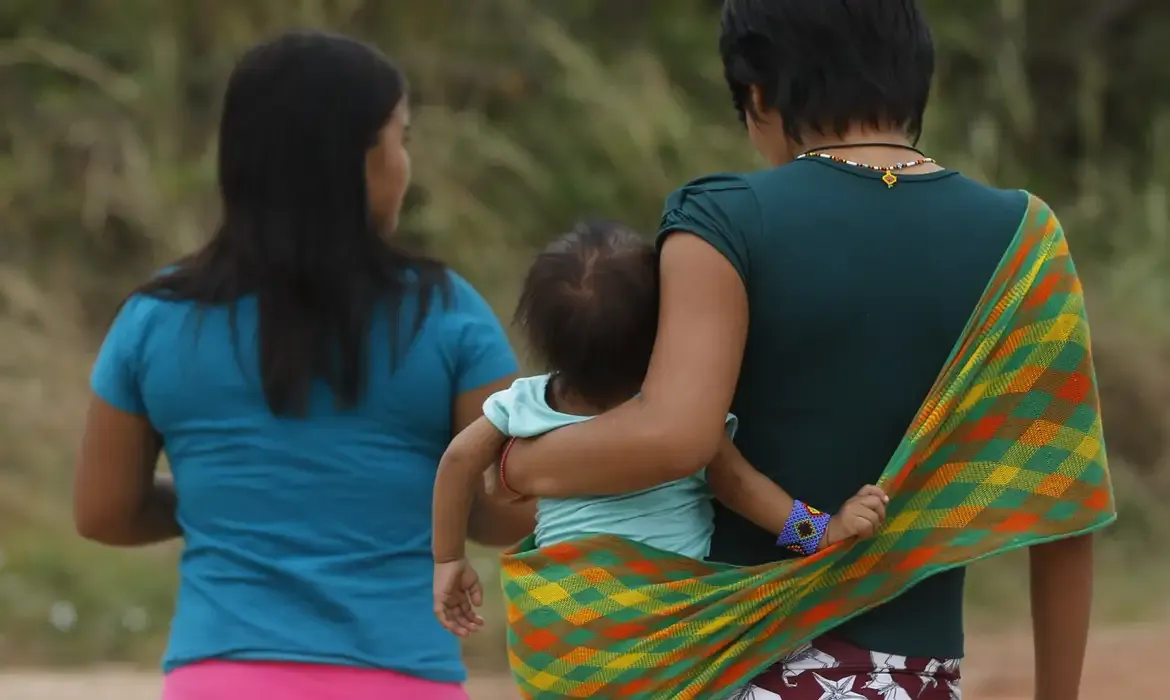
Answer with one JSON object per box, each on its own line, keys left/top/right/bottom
{"left": 515, "top": 220, "right": 658, "bottom": 409}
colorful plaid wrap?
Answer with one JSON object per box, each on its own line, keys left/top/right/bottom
{"left": 499, "top": 195, "right": 1116, "bottom": 700}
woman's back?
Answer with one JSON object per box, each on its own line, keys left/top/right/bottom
{"left": 93, "top": 273, "right": 512, "bottom": 679}
{"left": 76, "top": 32, "right": 530, "bottom": 700}
{"left": 661, "top": 158, "right": 1027, "bottom": 658}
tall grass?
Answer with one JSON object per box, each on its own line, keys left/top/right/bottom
{"left": 0, "top": 1, "right": 1166, "bottom": 667}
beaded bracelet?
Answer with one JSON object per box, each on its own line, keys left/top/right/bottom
{"left": 497, "top": 437, "right": 525, "bottom": 500}
{"left": 777, "top": 500, "right": 831, "bottom": 556}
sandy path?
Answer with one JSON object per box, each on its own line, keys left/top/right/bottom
{"left": 1, "top": 622, "right": 1165, "bottom": 698}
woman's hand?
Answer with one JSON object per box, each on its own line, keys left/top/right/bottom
{"left": 433, "top": 557, "right": 485, "bottom": 637}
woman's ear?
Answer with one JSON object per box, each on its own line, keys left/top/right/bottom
{"left": 746, "top": 84, "right": 782, "bottom": 131}
{"left": 749, "top": 84, "right": 768, "bottom": 116}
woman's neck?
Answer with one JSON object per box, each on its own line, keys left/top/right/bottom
{"left": 798, "top": 126, "right": 915, "bottom": 153}
{"left": 795, "top": 127, "right": 941, "bottom": 173}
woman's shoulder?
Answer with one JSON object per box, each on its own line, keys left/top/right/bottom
{"left": 113, "top": 265, "right": 208, "bottom": 321}
{"left": 664, "top": 172, "right": 755, "bottom": 207}
{"left": 662, "top": 171, "right": 767, "bottom": 226}
{"left": 659, "top": 173, "right": 764, "bottom": 274}
{"left": 110, "top": 290, "right": 189, "bottom": 331}
{"left": 441, "top": 268, "right": 483, "bottom": 303}
{"left": 95, "top": 290, "right": 203, "bottom": 378}
{"left": 425, "top": 269, "right": 503, "bottom": 334}
{"left": 395, "top": 266, "right": 491, "bottom": 327}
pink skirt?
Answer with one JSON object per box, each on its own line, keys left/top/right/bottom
{"left": 163, "top": 660, "right": 470, "bottom": 700}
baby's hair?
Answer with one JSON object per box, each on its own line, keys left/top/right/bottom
{"left": 515, "top": 220, "right": 658, "bottom": 408}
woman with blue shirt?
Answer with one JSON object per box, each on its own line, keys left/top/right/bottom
{"left": 73, "top": 31, "right": 532, "bottom": 700}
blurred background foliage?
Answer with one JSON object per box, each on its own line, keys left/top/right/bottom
{"left": 0, "top": 0, "right": 1168, "bottom": 669}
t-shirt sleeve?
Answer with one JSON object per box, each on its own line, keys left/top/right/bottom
{"left": 657, "top": 174, "right": 761, "bottom": 285}
{"left": 447, "top": 272, "right": 519, "bottom": 394}
{"left": 90, "top": 295, "right": 150, "bottom": 415}
{"left": 482, "top": 388, "right": 512, "bottom": 434}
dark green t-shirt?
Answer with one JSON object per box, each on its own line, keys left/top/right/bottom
{"left": 657, "top": 158, "right": 1031, "bottom": 659}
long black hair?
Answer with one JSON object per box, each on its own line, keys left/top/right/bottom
{"left": 136, "top": 31, "right": 448, "bottom": 416}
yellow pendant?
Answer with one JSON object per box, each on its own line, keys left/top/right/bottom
{"left": 882, "top": 170, "right": 897, "bottom": 188}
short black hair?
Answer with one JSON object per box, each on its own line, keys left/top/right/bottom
{"left": 515, "top": 221, "right": 658, "bottom": 407}
{"left": 720, "top": 0, "right": 934, "bottom": 143}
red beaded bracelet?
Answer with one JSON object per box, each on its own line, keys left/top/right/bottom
{"left": 498, "top": 437, "right": 525, "bottom": 500}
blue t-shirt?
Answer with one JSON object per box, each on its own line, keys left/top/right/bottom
{"left": 89, "top": 271, "right": 517, "bottom": 682}
{"left": 484, "top": 375, "right": 737, "bottom": 560}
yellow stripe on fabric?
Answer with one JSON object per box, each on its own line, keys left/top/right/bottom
{"left": 1041, "top": 313, "right": 1081, "bottom": 344}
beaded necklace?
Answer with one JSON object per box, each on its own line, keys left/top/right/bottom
{"left": 795, "top": 151, "right": 937, "bottom": 188}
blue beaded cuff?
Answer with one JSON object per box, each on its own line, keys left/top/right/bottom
{"left": 777, "top": 500, "right": 831, "bottom": 556}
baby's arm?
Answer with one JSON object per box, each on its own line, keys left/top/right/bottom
{"left": 432, "top": 416, "right": 511, "bottom": 564}
{"left": 707, "top": 433, "right": 889, "bottom": 552}
{"left": 705, "top": 433, "right": 794, "bottom": 536}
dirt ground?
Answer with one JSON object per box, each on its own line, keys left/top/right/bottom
{"left": 1, "top": 622, "right": 1165, "bottom": 699}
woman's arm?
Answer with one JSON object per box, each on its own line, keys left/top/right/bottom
{"left": 74, "top": 397, "right": 180, "bottom": 546}
{"left": 432, "top": 416, "right": 512, "bottom": 562}
{"left": 503, "top": 233, "right": 749, "bottom": 497}
{"left": 451, "top": 378, "right": 536, "bottom": 547}
{"left": 1030, "top": 534, "right": 1094, "bottom": 700}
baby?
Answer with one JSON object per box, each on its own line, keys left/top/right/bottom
{"left": 431, "top": 221, "right": 887, "bottom": 635}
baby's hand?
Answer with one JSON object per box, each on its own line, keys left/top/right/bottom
{"left": 823, "top": 485, "right": 889, "bottom": 548}
{"left": 433, "top": 557, "right": 485, "bottom": 636}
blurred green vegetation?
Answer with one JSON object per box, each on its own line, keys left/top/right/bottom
{"left": 1, "top": 0, "right": 1168, "bottom": 669}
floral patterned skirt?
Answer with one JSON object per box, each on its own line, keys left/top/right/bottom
{"left": 740, "top": 635, "right": 961, "bottom": 700}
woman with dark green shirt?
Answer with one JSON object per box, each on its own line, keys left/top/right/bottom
{"left": 500, "top": 1, "right": 1095, "bottom": 698}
